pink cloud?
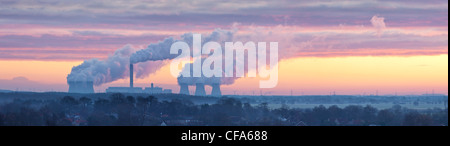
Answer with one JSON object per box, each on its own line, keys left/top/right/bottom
{"left": 371, "top": 15, "right": 386, "bottom": 36}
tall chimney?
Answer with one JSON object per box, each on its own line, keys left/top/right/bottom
{"left": 179, "top": 83, "right": 189, "bottom": 95}
{"left": 130, "top": 64, "right": 134, "bottom": 88}
{"left": 195, "top": 83, "right": 206, "bottom": 96}
{"left": 211, "top": 83, "right": 222, "bottom": 97}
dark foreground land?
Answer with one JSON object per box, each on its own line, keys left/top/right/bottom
{"left": 0, "top": 92, "right": 447, "bottom": 126}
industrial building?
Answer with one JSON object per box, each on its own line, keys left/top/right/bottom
{"left": 105, "top": 64, "right": 172, "bottom": 94}
{"left": 105, "top": 85, "right": 172, "bottom": 94}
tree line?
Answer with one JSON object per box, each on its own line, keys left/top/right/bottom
{"left": 0, "top": 93, "right": 447, "bottom": 126}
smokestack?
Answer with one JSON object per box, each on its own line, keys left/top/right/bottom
{"left": 195, "top": 83, "right": 206, "bottom": 96}
{"left": 211, "top": 83, "right": 222, "bottom": 97}
{"left": 68, "top": 81, "right": 94, "bottom": 93}
{"left": 179, "top": 83, "right": 189, "bottom": 95}
{"left": 130, "top": 64, "right": 134, "bottom": 88}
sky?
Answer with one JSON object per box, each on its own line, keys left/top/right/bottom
{"left": 0, "top": 0, "right": 448, "bottom": 95}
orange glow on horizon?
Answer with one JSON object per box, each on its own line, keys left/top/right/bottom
{"left": 0, "top": 54, "right": 448, "bottom": 95}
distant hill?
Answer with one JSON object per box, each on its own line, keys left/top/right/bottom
{"left": 0, "top": 77, "right": 67, "bottom": 92}
{"left": 0, "top": 89, "right": 13, "bottom": 93}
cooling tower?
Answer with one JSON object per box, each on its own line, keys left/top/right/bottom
{"left": 179, "top": 83, "right": 190, "bottom": 95}
{"left": 68, "top": 81, "right": 94, "bottom": 93}
{"left": 130, "top": 64, "right": 134, "bottom": 88}
{"left": 211, "top": 83, "right": 222, "bottom": 97}
{"left": 195, "top": 83, "right": 206, "bottom": 96}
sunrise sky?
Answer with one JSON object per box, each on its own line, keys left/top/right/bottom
{"left": 0, "top": 0, "right": 448, "bottom": 95}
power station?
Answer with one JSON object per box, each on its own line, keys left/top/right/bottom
{"left": 68, "top": 63, "right": 222, "bottom": 96}
{"left": 105, "top": 64, "right": 172, "bottom": 94}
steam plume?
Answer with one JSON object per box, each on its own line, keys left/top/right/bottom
{"left": 67, "top": 29, "right": 235, "bottom": 86}
{"left": 67, "top": 45, "right": 134, "bottom": 86}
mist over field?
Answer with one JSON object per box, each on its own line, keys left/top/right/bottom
{"left": 0, "top": 92, "right": 447, "bottom": 126}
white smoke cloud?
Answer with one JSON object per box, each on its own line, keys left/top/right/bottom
{"left": 135, "top": 60, "right": 168, "bottom": 79}
{"left": 174, "top": 29, "right": 254, "bottom": 86}
{"left": 176, "top": 27, "right": 282, "bottom": 86}
{"left": 371, "top": 15, "right": 386, "bottom": 36}
{"left": 130, "top": 37, "right": 177, "bottom": 64}
{"left": 68, "top": 29, "right": 236, "bottom": 86}
{"left": 67, "top": 45, "right": 134, "bottom": 85}
{"left": 130, "top": 28, "right": 234, "bottom": 64}
{"left": 128, "top": 28, "right": 237, "bottom": 86}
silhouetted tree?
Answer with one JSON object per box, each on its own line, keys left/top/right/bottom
{"left": 377, "top": 109, "right": 395, "bottom": 126}
{"left": 61, "top": 96, "right": 78, "bottom": 109}
{"left": 110, "top": 93, "right": 126, "bottom": 107}
{"left": 344, "top": 105, "right": 364, "bottom": 121}
{"left": 0, "top": 113, "right": 4, "bottom": 126}
{"left": 403, "top": 112, "right": 433, "bottom": 126}
{"left": 312, "top": 105, "right": 329, "bottom": 125}
{"left": 94, "top": 98, "right": 110, "bottom": 112}
{"left": 88, "top": 111, "right": 116, "bottom": 126}
{"left": 0, "top": 93, "right": 446, "bottom": 126}
{"left": 126, "top": 96, "right": 135, "bottom": 105}
{"left": 328, "top": 105, "right": 343, "bottom": 121}
{"left": 79, "top": 97, "right": 92, "bottom": 108}
{"left": 362, "top": 105, "right": 378, "bottom": 124}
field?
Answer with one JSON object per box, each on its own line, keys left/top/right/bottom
{"left": 264, "top": 103, "right": 446, "bottom": 110}
{"left": 0, "top": 92, "right": 448, "bottom": 111}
